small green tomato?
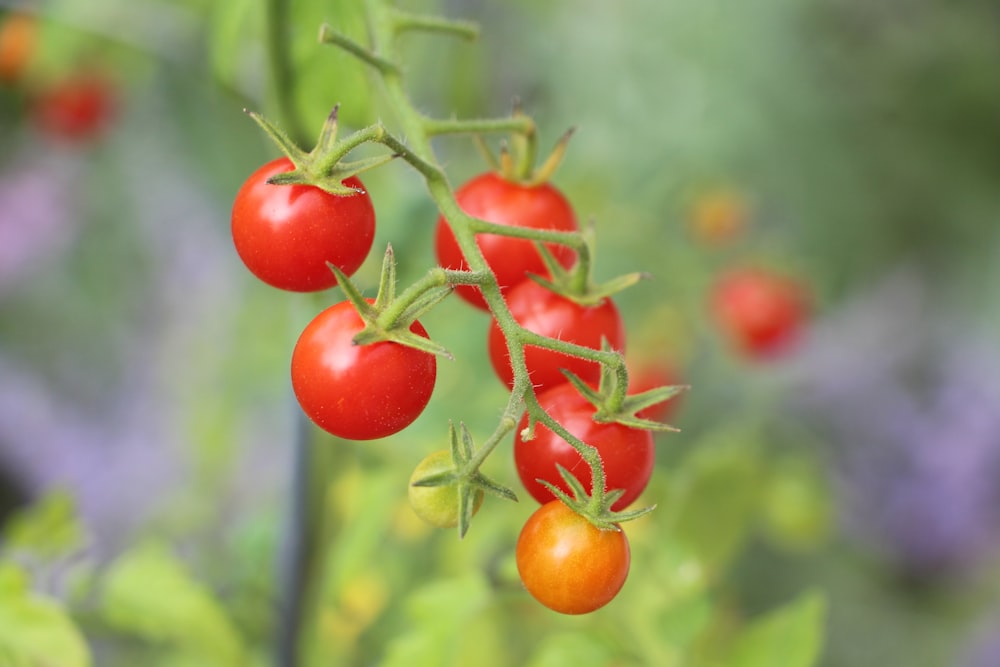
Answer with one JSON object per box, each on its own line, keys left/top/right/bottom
{"left": 408, "top": 449, "right": 484, "bottom": 528}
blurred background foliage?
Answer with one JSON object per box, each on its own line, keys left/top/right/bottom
{"left": 1, "top": 0, "right": 999, "bottom": 665}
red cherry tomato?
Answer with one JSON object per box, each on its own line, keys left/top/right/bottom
{"left": 516, "top": 500, "right": 630, "bottom": 615}
{"left": 291, "top": 299, "right": 436, "bottom": 440}
{"left": 710, "top": 266, "right": 809, "bottom": 358}
{"left": 488, "top": 280, "right": 625, "bottom": 392}
{"left": 434, "top": 172, "right": 578, "bottom": 310}
{"left": 31, "top": 71, "right": 116, "bottom": 141}
{"left": 231, "top": 158, "right": 375, "bottom": 292}
{"left": 515, "top": 382, "right": 655, "bottom": 511}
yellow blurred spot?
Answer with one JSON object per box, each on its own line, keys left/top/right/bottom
{"left": 688, "top": 189, "right": 749, "bottom": 246}
{"left": 321, "top": 570, "right": 391, "bottom": 643}
{"left": 390, "top": 497, "right": 433, "bottom": 542}
{"left": 329, "top": 464, "right": 364, "bottom": 520}
{"left": 761, "top": 460, "right": 833, "bottom": 552}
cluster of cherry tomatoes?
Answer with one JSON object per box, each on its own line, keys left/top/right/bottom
{"left": 229, "top": 116, "right": 813, "bottom": 621}
{"left": 437, "top": 172, "right": 673, "bottom": 614}
{"left": 229, "top": 144, "right": 814, "bottom": 616}
{"left": 231, "top": 142, "right": 680, "bottom": 613}
{"left": 0, "top": 12, "right": 117, "bottom": 144}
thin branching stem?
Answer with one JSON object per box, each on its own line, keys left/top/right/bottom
{"left": 312, "top": 0, "right": 628, "bottom": 523}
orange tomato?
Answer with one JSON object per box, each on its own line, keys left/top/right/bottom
{"left": 0, "top": 13, "right": 37, "bottom": 84}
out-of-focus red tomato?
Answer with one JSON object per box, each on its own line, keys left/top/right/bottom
{"left": 710, "top": 266, "right": 809, "bottom": 358}
{"left": 31, "top": 71, "right": 117, "bottom": 142}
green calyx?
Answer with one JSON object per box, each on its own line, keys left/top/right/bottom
{"left": 329, "top": 244, "right": 454, "bottom": 358}
{"left": 409, "top": 422, "right": 518, "bottom": 538}
{"left": 246, "top": 105, "right": 396, "bottom": 196}
{"left": 473, "top": 100, "right": 572, "bottom": 186}
{"left": 521, "top": 352, "right": 685, "bottom": 531}
{"left": 529, "top": 221, "right": 649, "bottom": 308}
{"left": 540, "top": 465, "right": 656, "bottom": 532}
{"left": 562, "top": 357, "right": 687, "bottom": 431}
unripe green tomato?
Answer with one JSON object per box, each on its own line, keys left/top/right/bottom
{"left": 760, "top": 458, "right": 832, "bottom": 551}
{"left": 408, "top": 450, "right": 484, "bottom": 528}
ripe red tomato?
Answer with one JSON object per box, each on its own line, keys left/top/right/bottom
{"left": 488, "top": 279, "right": 625, "bottom": 392}
{"left": 515, "top": 382, "right": 654, "bottom": 511}
{"left": 710, "top": 266, "right": 808, "bottom": 358}
{"left": 434, "top": 172, "right": 578, "bottom": 310}
{"left": 516, "top": 500, "right": 630, "bottom": 614}
{"left": 231, "top": 157, "right": 375, "bottom": 292}
{"left": 31, "top": 72, "right": 116, "bottom": 141}
{"left": 291, "top": 299, "right": 436, "bottom": 440}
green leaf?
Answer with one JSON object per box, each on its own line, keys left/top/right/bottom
{"left": 381, "top": 574, "right": 497, "bottom": 667}
{"left": 657, "top": 594, "right": 713, "bottom": 651}
{"left": 758, "top": 457, "right": 833, "bottom": 552}
{"left": 524, "top": 632, "right": 615, "bottom": 667}
{"left": 726, "top": 591, "right": 827, "bottom": 667}
{"left": 2, "top": 491, "right": 86, "bottom": 560}
{"left": 0, "top": 562, "right": 29, "bottom": 596}
{"left": 207, "top": 0, "right": 259, "bottom": 90}
{"left": 325, "top": 468, "right": 400, "bottom": 594}
{"left": 0, "top": 563, "right": 92, "bottom": 667}
{"left": 293, "top": 0, "right": 374, "bottom": 130}
{"left": 664, "top": 437, "right": 762, "bottom": 576}
{"left": 99, "top": 543, "right": 245, "bottom": 666}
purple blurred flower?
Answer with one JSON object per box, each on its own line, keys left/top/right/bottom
{"left": 0, "top": 151, "right": 81, "bottom": 295}
{"left": 0, "top": 354, "right": 184, "bottom": 551}
{"left": 788, "top": 270, "right": 1000, "bottom": 577}
{"left": 0, "top": 131, "right": 289, "bottom": 554}
{"left": 959, "top": 616, "right": 1000, "bottom": 667}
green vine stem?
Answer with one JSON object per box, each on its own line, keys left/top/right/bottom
{"left": 264, "top": 0, "right": 307, "bottom": 146}
{"left": 264, "top": 22, "right": 644, "bottom": 649}
{"left": 275, "top": 404, "right": 337, "bottom": 667}
{"left": 268, "top": 3, "right": 653, "bottom": 664}
{"left": 334, "top": 0, "right": 632, "bottom": 517}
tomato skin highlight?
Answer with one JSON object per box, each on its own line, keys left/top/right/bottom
{"left": 291, "top": 300, "right": 436, "bottom": 440}
{"left": 434, "top": 172, "right": 578, "bottom": 310}
{"left": 515, "top": 382, "right": 655, "bottom": 511}
{"left": 488, "top": 280, "right": 625, "bottom": 392}
{"left": 516, "top": 500, "right": 630, "bottom": 615}
{"left": 710, "top": 266, "right": 808, "bottom": 358}
{"left": 231, "top": 157, "right": 375, "bottom": 292}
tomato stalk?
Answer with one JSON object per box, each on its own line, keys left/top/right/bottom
{"left": 264, "top": 0, "right": 307, "bottom": 146}
{"left": 423, "top": 115, "right": 535, "bottom": 138}
{"left": 301, "top": 0, "right": 679, "bottom": 535}
{"left": 386, "top": 9, "right": 479, "bottom": 40}
{"left": 259, "top": 4, "right": 336, "bottom": 664}
{"left": 275, "top": 411, "right": 337, "bottom": 667}
{"left": 321, "top": 0, "right": 637, "bottom": 525}
{"left": 523, "top": 393, "right": 609, "bottom": 518}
